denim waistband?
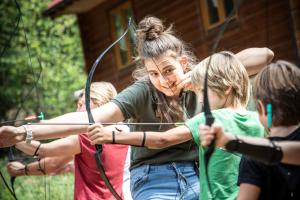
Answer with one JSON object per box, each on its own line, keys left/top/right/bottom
{"left": 131, "top": 161, "right": 197, "bottom": 173}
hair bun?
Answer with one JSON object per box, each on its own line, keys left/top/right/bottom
{"left": 137, "top": 16, "right": 164, "bottom": 41}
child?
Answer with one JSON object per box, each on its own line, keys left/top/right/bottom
{"left": 237, "top": 60, "right": 300, "bottom": 200}
{"left": 7, "top": 82, "right": 132, "bottom": 200}
{"left": 200, "top": 60, "right": 300, "bottom": 200}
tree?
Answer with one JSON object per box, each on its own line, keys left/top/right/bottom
{"left": 0, "top": 0, "right": 86, "bottom": 123}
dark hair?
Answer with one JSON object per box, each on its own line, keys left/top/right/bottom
{"left": 132, "top": 16, "right": 197, "bottom": 80}
{"left": 132, "top": 16, "right": 198, "bottom": 122}
{"left": 253, "top": 60, "right": 300, "bottom": 126}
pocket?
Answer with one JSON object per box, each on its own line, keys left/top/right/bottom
{"left": 130, "top": 166, "right": 149, "bottom": 192}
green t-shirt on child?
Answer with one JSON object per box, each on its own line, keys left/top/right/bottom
{"left": 185, "top": 108, "right": 265, "bottom": 200}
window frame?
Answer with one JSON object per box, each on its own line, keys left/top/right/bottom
{"left": 200, "top": 0, "right": 237, "bottom": 31}
{"left": 109, "top": 1, "right": 134, "bottom": 69}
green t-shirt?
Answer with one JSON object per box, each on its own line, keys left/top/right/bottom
{"left": 111, "top": 80, "right": 202, "bottom": 169}
{"left": 185, "top": 108, "right": 265, "bottom": 200}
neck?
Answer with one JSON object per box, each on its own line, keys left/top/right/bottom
{"left": 224, "top": 99, "right": 246, "bottom": 112}
{"left": 269, "top": 125, "right": 299, "bottom": 137}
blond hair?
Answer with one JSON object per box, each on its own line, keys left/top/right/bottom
{"left": 191, "top": 51, "right": 250, "bottom": 107}
{"left": 86, "top": 82, "right": 117, "bottom": 106}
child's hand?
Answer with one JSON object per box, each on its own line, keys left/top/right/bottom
{"left": 7, "top": 161, "right": 25, "bottom": 177}
{"left": 199, "top": 123, "right": 231, "bottom": 148}
{"left": 0, "top": 126, "right": 26, "bottom": 148}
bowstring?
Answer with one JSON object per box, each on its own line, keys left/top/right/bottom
{"left": 1, "top": 0, "right": 45, "bottom": 199}
{"left": 0, "top": 0, "right": 21, "bottom": 199}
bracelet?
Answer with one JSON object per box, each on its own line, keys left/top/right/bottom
{"left": 33, "top": 143, "right": 41, "bottom": 157}
{"left": 38, "top": 159, "right": 46, "bottom": 175}
{"left": 269, "top": 139, "right": 283, "bottom": 164}
{"left": 24, "top": 164, "right": 28, "bottom": 175}
{"left": 22, "top": 125, "right": 33, "bottom": 144}
{"left": 141, "top": 131, "right": 146, "bottom": 147}
{"left": 112, "top": 131, "right": 116, "bottom": 144}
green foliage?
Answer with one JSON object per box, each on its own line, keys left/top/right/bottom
{"left": 0, "top": 159, "right": 74, "bottom": 200}
{"left": 0, "top": 0, "right": 83, "bottom": 198}
{"left": 0, "top": 0, "right": 86, "bottom": 121}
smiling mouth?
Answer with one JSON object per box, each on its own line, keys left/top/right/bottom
{"left": 162, "top": 83, "right": 176, "bottom": 90}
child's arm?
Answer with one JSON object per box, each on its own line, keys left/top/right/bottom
{"left": 7, "top": 156, "right": 73, "bottom": 176}
{"left": 15, "top": 135, "right": 80, "bottom": 157}
{"left": 237, "top": 183, "right": 261, "bottom": 200}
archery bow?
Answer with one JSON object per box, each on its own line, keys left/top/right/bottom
{"left": 203, "top": 0, "right": 244, "bottom": 198}
{"left": 0, "top": 0, "right": 45, "bottom": 198}
{"left": 84, "top": 18, "right": 132, "bottom": 200}
{"left": 0, "top": 0, "right": 21, "bottom": 199}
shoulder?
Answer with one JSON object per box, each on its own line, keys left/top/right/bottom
{"left": 238, "top": 156, "right": 266, "bottom": 187}
{"left": 114, "top": 80, "right": 151, "bottom": 100}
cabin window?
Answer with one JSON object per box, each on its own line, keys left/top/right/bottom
{"left": 200, "top": 0, "right": 237, "bottom": 31}
{"left": 110, "top": 1, "right": 135, "bottom": 69}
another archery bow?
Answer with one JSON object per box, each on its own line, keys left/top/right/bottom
{"left": 203, "top": 0, "right": 244, "bottom": 199}
{"left": 84, "top": 18, "right": 133, "bottom": 200}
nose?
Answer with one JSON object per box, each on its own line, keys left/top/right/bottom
{"left": 158, "top": 74, "right": 169, "bottom": 84}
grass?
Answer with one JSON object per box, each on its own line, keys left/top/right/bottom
{"left": 0, "top": 158, "right": 74, "bottom": 200}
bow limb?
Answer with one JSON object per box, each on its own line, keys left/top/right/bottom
{"left": 84, "top": 18, "right": 132, "bottom": 200}
{"left": 8, "top": 147, "right": 18, "bottom": 200}
{"left": 203, "top": 0, "right": 244, "bottom": 198}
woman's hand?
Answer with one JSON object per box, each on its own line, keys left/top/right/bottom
{"left": 199, "top": 123, "right": 233, "bottom": 148}
{"left": 7, "top": 161, "right": 26, "bottom": 177}
{"left": 87, "top": 123, "right": 114, "bottom": 145}
{"left": 0, "top": 126, "right": 25, "bottom": 148}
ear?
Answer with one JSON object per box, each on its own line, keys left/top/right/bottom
{"left": 257, "top": 100, "right": 266, "bottom": 116}
{"left": 179, "top": 55, "right": 188, "bottom": 71}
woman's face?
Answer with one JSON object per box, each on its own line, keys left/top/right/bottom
{"left": 145, "top": 55, "right": 187, "bottom": 96}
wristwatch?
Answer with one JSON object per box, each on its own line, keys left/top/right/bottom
{"left": 22, "top": 125, "right": 33, "bottom": 144}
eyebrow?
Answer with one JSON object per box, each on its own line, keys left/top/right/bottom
{"left": 147, "top": 65, "right": 174, "bottom": 73}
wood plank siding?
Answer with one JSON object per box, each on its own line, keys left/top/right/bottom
{"left": 76, "top": 0, "right": 299, "bottom": 91}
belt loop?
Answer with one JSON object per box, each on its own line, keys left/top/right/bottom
{"left": 194, "top": 162, "right": 199, "bottom": 176}
{"left": 145, "top": 164, "right": 150, "bottom": 175}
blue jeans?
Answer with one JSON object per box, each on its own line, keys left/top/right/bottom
{"left": 130, "top": 162, "right": 199, "bottom": 200}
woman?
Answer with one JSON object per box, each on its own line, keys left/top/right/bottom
{"left": 0, "top": 16, "right": 273, "bottom": 199}
{"left": 87, "top": 51, "right": 266, "bottom": 199}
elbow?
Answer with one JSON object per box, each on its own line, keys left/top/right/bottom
{"left": 148, "top": 136, "right": 172, "bottom": 149}
{"left": 44, "top": 160, "right": 62, "bottom": 174}
{"left": 264, "top": 47, "right": 274, "bottom": 63}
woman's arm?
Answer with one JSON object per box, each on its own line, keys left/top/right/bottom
{"left": 15, "top": 135, "right": 81, "bottom": 157}
{"left": 88, "top": 123, "right": 192, "bottom": 149}
{"left": 0, "top": 102, "right": 123, "bottom": 148}
{"left": 236, "top": 48, "right": 274, "bottom": 76}
{"left": 7, "top": 156, "right": 74, "bottom": 176}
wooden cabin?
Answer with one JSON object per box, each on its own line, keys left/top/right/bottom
{"left": 43, "top": 0, "right": 300, "bottom": 91}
